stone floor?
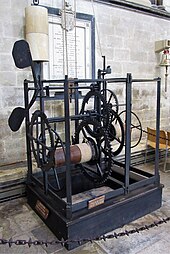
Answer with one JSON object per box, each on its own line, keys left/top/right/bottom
{"left": 0, "top": 162, "right": 170, "bottom": 254}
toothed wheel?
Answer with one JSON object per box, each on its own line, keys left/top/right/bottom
{"left": 80, "top": 91, "right": 110, "bottom": 137}
{"left": 74, "top": 118, "right": 112, "bottom": 183}
{"left": 100, "top": 89, "right": 119, "bottom": 114}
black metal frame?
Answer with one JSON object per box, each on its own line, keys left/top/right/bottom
{"left": 25, "top": 74, "right": 163, "bottom": 250}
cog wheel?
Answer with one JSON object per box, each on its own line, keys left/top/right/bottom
{"left": 74, "top": 118, "right": 112, "bottom": 183}
{"left": 100, "top": 89, "right": 119, "bottom": 114}
{"left": 80, "top": 90, "right": 110, "bottom": 137}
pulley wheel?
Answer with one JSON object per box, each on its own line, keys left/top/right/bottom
{"left": 118, "top": 110, "right": 142, "bottom": 148}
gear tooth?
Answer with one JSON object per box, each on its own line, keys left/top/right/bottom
{"left": 101, "top": 129, "right": 113, "bottom": 184}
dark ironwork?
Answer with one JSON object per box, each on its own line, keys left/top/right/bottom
{"left": 32, "top": 0, "right": 39, "bottom": 5}
{"left": 8, "top": 40, "right": 163, "bottom": 250}
{"left": 74, "top": 118, "right": 113, "bottom": 183}
{"left": 118, "top": 110, "right": 143, "bottom": 148}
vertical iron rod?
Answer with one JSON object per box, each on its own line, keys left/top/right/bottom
{"left": 64, "top": 76, "right": 72, "bottom": 219}
{"left": 74, "top": 81, "right": 79, "bottom": 134}
{"left": 36, "top": 116, "right": 40, "bottom": 166}
{"left": 39, "top": 72, "right": 48, "bottom": 194}
{"left": 24, "top": 80, "right": 32, "bottom": 181}
{"left": 125, "top": 73, "right": 132, "bottom": 194}
{"left": 155, "top": 78, "right": 161, "bottom": 181}
{"left": 102, "top": 56, "right": 107, "bottom": 100}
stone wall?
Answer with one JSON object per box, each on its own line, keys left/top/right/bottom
{"left": 0, "top": 0, "right": 32, "bottom": 166}
{"left": 0, "top": 0, "right": 170, "bottom": 166}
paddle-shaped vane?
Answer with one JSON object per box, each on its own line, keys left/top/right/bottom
{"left": 8, "top": 40, "right": 39, "bottom": 131}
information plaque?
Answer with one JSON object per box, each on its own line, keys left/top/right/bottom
{"left": 43, "top": 10, "right": 95, "bottom": 80}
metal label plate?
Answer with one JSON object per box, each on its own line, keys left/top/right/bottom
{"left": 88, "top": 195, "right": 105, "bottom": 209}
{"left": 35, "top": 200, "right": 49, "bottom": 220}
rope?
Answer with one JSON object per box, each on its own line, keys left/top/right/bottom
{"left": 63, "top": 0, "right": 69, "bottom": 76}
{"left": 74, "top": 0, "right": 78, "bottom": 78}
{"left": 91, "top": 0, "right": 103, "bottom": 58}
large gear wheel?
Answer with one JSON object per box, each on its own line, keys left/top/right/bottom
{"left": 80, "top": 90, "right": 110, "bottom": 137}
{"left": 108, "top": 109, "right": 125, "bottom": 156}
{"left": 100, "top": 89, "right": 119, "bottom": 114}
{"left": 74, "top": 118, "right": 112, "bottom": 183}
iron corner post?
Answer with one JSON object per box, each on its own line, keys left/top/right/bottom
{"left": 125, "top": 73, "right": 132, "bottom": 194}
{"left": 155, "top": 77, "right": 161, "bottom": 182}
